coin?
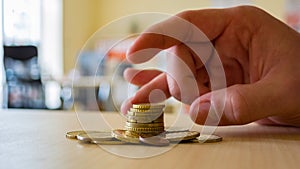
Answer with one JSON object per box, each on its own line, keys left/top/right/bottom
{"left": 132, "top": 103, "right": 165, "bottom": 109}
{"left": 91, "top": 139, "right": 127, "bottom": 145}
{"left": 77, "top": 131, "right": 114, "bottom": 142}
{"left": 127, "top": 111, "right": 163, "bottom": 117}
{"left": 139, "top": 135, "right": 170, "bottom": 146}
{"left": 129, "top": 108, "right": 163, "bottom": 113}
{"left": 197, "top": 134, "right": 222, "bottom": 143}
{"left": 127, "top": 114, "right": 163, "bottom": 124}
{"left": 166, "top": 128, "right": 189, "bottom": 133}
{"left": 66, "top": 130, "right": 98, "bottom": 139}
{"left": 127, "top": 118, "right": 137, "bottom": 123}
{"left": 166, "top": 131, "right": 200, "bottom": 142}
{"left": 125, "top": 126, "right": 165, "bottom": 132}
{"left": 112, "top": 129, "right": 140, "bottom": 144}
{"left": 125, "top": 122, "right": 164, "bottom": 128}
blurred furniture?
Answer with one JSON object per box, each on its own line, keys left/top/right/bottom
{"left": 1, "top": 109, "right": 300, "bottom": 169}
{"left": 3, "top": 45, "right": 46, "bottom": 108}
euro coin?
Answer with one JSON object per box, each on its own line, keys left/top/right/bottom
{"left": 127, "top": 111, "right": 163, "bottom": 116}
{"left": 139, "top": 135, "right": 170, "bottom": 146}
{"left": 112, "top": 129, "right": 140, "bottom": 144}
{"left": 166, "top": 131, "right": 200, "bottom": 142}
{"left": 66, "top": 130, "right": 98, "bottom": 139}
{"left": 91, "top": 139, "right": 127, "bottom": 145}
{"left": 165, "top": 128, "right": 189, "bottom": 133}
{"left": 127, "top": 115, "right": 163, "bottom": 123}
{"left": 132, "top": 103, "right": 165, "bottom": 109}
{"left": 197, "top": 134, "right": 222, "bottom": 143}
{"left": 127, "top": 118, "right": 137, "bottom": 123}
{"left": 129, "top": 108, "right": 163, "bottom": 113}
{"left": 125, "top": 122, "right": 164, "bottom": 128}
{"left": 77, "top": 131, "right": 114, "bottom": 142}
{"left": 125, "top": 126, "right": 165, "bottom": 132}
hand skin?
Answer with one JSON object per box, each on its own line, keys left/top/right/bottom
{"left": 121, "top": 6, "right": 300, "bottom": 127}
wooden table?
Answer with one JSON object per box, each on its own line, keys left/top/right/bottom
{"left": 1, "top": 109, "right": 300, "bottom": 169}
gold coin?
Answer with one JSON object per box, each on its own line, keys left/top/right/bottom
{"left": 125, "top": 126, "right": 165, "bottom": 132}
{"left": 132, "top": 103, "right": 165, "bottom": 109}
{"left": 112, "top": 129, "right": 140, "bottom": 144}
{"left": 76, "top": 131, "right": 114, "bottom": 142}
{"left": 125, "top": 122, "right": 164, "bottom": 128}
{"left": 166, "top": 131, "right": 200, "bottom": 142}
{"left": 66, "top": 130, "right": 98, "bottom": 139}
{"left": 152, "top": 118, "right": 164, "bottom": 123}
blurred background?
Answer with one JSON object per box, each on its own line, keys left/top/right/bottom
{"left": 0, "top": 0, "right": 299, "bottom": 111}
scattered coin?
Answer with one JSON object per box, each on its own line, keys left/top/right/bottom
{"left": 139, "top": 135, "right": 170, "bottom": 146}
{"left": 112, "top": 129, "right": 140, "bottom": 144}
{"left": 91, "top": 139, "right": 127, "bottom": 145}
{"left": 197, "top": 134, "right": 222, "bottom": 143}
{"left": 166, "top": 128, "right": 190, "bottom": 133}
{"left": 77, "top": 131, "right": 114, "bottom": 143}
{"left": 66, "top": 130, "right": 98, "bottom": 139}
{"left": 166, "top": 131, "right": 200, "bottom": 142}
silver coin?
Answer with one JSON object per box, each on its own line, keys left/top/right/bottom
{"left": 139, "top": 135, "right": 170, "bottom": 146}
{"left": 165, "top": 128, "right": 189, "bottom": 133}
{"left": 166, "top": 131, "right": 200, "bottom": 142}
{"left": 77, "top": 131, "right": 114, "bottom": 142}
{"left": 91, "top": 139, "right": 127, "bottom": 145}
{"left": 197, "top": 134, "right": 222, "bottom": 143}
{"left": 127, "top": 115, "right": 163, "bottom": 123}
{"left": 66, "top": 130, "right": 98, "bottom": 139}
{"left": 112, "top": 129, "right": 140, "bottom": 144}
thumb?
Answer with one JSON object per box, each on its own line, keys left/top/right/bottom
{"left": 189, "top": 81, "right": 280, "bottom": 126}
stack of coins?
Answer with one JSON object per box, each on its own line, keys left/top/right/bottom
{"left": 66, "top": 103, "right": 223, "bottom": 146}
{"left": 125, "top": 103, "right": 165, "bottom": 135}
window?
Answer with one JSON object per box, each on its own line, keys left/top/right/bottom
{"left": 1, "top": 0, "right": 63, "bottom": 108}
{"left": 2, "top": 0, "right": 63, "bottom": 78}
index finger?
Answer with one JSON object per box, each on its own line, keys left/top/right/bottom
{"left": 126, "top": 8, "right": 230, "bottom": 64}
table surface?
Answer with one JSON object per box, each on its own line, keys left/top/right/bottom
{"left": 1, "top": 109, "right": 300, "bottom": 169}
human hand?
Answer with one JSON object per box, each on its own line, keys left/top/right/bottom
{"left": 121, "top": 6, "right": 300, "bottom": 127}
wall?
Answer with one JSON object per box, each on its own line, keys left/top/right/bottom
{"left": 63, "top": 0, "right": 286, "bottom": 74}
{"left": 63, "top": 0, "right": 100, "bottom": 74}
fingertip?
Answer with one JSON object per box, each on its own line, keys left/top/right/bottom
{"left": 126, "top": 47, "right": 162, "bottom": 64}
{"left": 123, "top": 67, "right": 135, "bottom": 80}
{"left": 120, "top": 98, "right": 133, "bottom": 115}
{"left": 125, "top": 48, "right": 136, "bottom": 63}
